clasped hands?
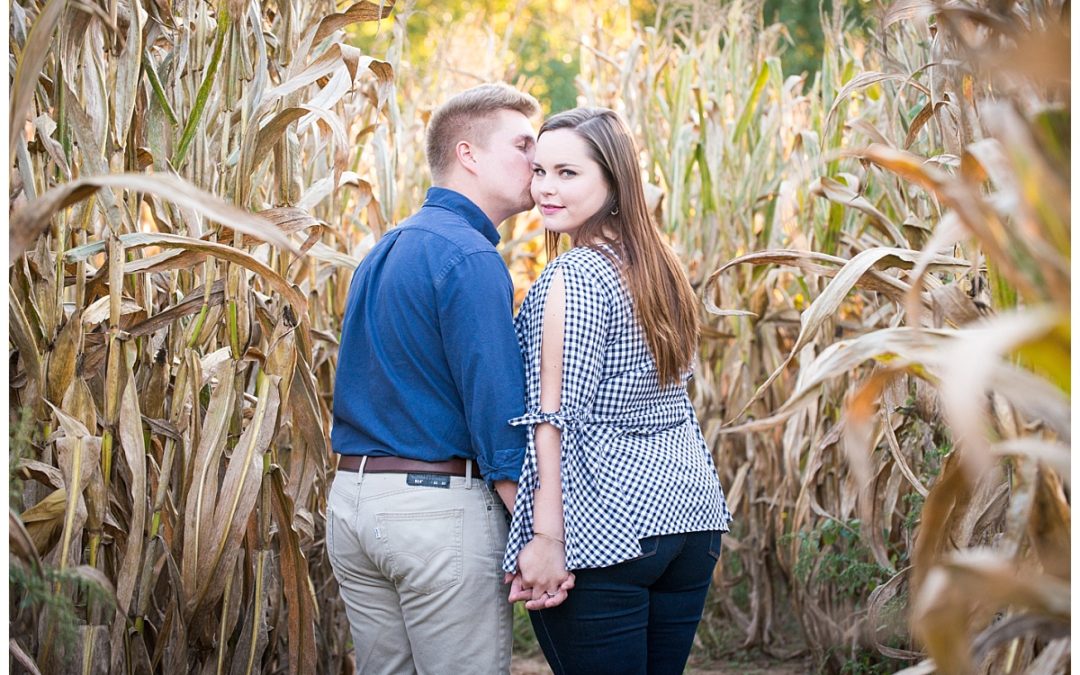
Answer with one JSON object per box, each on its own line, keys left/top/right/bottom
{"left": 505, "top": 533, "right": 576, "bottom": 609}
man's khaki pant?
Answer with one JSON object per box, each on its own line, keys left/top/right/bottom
{"left": 326, "top": 469, "right": 512, "bottom": 674}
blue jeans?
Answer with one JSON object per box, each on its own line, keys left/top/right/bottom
{"left": 529, "top": 530, "right": 722, "bottom": 675}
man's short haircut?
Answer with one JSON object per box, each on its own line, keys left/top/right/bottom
{"left": 425, "top": 83, "right": 541, "bottom": 182}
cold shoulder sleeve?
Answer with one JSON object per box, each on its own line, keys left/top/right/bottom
{"left": 505, "top": 255, "right": 644, "bottom": 571}
{"left": 521, "top": 261, "right": 610, "bottom": 419}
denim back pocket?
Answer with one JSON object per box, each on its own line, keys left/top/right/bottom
{"left": 627, "top": 535, "right": 661, "bottom": 562}
{"left": 376, "top": 509, "right": 464, "bottom": 594}
{"left": 707, "top": 530, "right": 724, "bottom": 561}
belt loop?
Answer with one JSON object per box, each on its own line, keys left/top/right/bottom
{"left": 356, "top": 456, "right": 368, "bottom": 487}
{"left": 465, "top": 459, "right": 473, "bottom": 488}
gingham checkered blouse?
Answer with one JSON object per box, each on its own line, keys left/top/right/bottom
{"left": 503, "top": 245, "right": 732, "bottom": 572}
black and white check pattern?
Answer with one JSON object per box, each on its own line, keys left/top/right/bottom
{"left": 503, "top": 246, "right": 733, "bottom": 572}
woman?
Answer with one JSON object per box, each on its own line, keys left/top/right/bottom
{"left": 504, "top": 108, "right": 732, "bottom": 674}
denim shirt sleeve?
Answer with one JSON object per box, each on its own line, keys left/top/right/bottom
{"left": 436, "top": 250, "right": 527, "bottom": 483}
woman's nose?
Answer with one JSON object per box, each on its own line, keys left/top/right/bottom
{"left": 535, "top": 174, "right": 554, "bottom": 195}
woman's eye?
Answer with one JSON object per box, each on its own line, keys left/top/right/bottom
{"left": 560, "top": 169, "right": 576, "bottom": 178}
{"left": 532, "top": 167, "right": 544, "bottom": 176}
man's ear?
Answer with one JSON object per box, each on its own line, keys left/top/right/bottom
{"left": 454, "top": 140, "right": 480, "bottom": 176}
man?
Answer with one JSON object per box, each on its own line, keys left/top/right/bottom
{"left": 328, "top": 83, "right": 545, "bottom": 673}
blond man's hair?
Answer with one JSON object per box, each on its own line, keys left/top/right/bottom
{"left": 425, "top": 83, "right": 540, "bottom": 182}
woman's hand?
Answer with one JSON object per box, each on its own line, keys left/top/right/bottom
{"left": 505, "top": 570, "right": 575, "bottom": 608}
{"left": 505, "top": 536, "right": 576, "bottom": 608}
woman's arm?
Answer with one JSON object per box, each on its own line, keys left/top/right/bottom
{"left": 533, "top": 269, "right": 567, "bottom": 542}
{"left": 515, "top": 269, "right": 573, "bottom": 608}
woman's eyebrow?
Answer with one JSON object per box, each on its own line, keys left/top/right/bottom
{"left": 531, "top": 160, "right": 582, "bottom": 169}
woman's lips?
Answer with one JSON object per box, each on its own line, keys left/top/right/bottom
{"left": 539, "top": 204, "right": 564, "bottom": 215}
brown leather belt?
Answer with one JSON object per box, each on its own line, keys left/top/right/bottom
{"left": 336, "top": 455, "right": 480, "bottom": 477}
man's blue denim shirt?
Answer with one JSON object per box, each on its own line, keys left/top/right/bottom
{"left": 331, "top": 187, "right": 528, "bottom": 483}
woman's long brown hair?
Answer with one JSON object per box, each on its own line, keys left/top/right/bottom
{"left": 540, "top": 108, "right": 699, "bottom": 386}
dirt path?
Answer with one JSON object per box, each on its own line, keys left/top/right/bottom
{"left": 511, "top": 654, "right": 813, "bottom": 674}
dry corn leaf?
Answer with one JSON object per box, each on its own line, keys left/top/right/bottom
{"left": 938, "top": 308, "right": 1064, "bottom": 476}
{"left": 228, "top": 549, "right": 272, "bottom": 675}
{"left": 8, "top": 0, "right": 66, "bottom": 157}
{"left": 181, "top": 361, "right": 237, "bottom": 602}
{"left": 864, "top": 567, "right": 921, "bottom": 661}
{"left": 66, "top": 231, "right": 307, "bottom": 313}
{"left": 17, "top": 461, "right": 64, "bottom": 491}
{"left": 913, "top": 550, "right": 1070, "bottom": 673}
{"left": 82, "top": 296, "right": 143, "bottom": 327}
{"left": 20, "top": 489, "right": 68, "bottom": 557}
{"left": 45, "top": 309, "right": 82, "bottom": 405}
{"left": 990, "top": 439, "right": 1069, "bottom": 486}
{"left": 191, "top": 372, "right": 280, "bottom": 614}
{"left": 825, "top": 72, "right": 928, "bottom": 137}
{"left": 811, "top": 176, "right": 907, "bottom": 245}
{"left": 75, "top": 625, "right": 110, "bottom": 675}
{"left": 1028, "top": 465, "right": 1070, "bottom": 580}
{"left": 269, "top": 468, "right": 318, "bottom": 675}
{"left": 312, "top": 0, "right": 396, "bottom": 44}
{"left": 884, "top": 0, "right": 938, "bottom": 27}
{"left": 109, "top": 357, "right": 148, "bottom": 671}
{"left": 14, "top": 174, "right": 299, "bottom": 260}
{"left": 10, "top": 287, "right": 44, "bottom": 402}
{"left": 112, "top": 0, "right": 146, "bottom": 144}
{"left": 9, "top": 636, "right": 43, "bottom": 675}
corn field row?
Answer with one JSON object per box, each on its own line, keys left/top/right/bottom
{"left": 8, "top": 0, "right": 1070, "bottom": 673}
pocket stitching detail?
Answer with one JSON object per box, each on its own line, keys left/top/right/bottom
{"left": 376, "top": 509, "right": 464, "bottom": 594}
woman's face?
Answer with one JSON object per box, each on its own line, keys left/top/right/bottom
{"left": 530, "top": 128, "right": 611, "bottom": 243}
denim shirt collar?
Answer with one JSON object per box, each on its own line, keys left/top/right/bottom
{"left": 423, "top": 187, "right": 501, "bottom": 246}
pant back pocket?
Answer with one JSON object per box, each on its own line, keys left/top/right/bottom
{"left": 376, "top": 509, "right": 464, "bottom": 594}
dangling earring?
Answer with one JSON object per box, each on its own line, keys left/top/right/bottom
{"left": 610, "top": 206, "right": 619, "bottom": 216}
